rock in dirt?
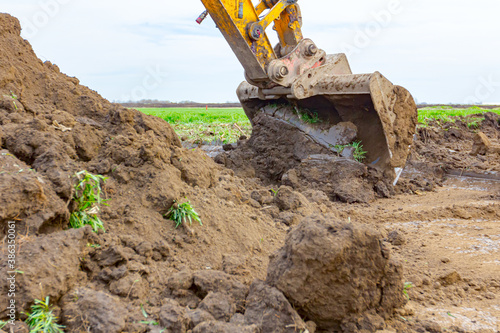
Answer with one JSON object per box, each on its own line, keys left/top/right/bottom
{"left": 340, "top": 146, "right": 356, "bottom": 160}
{"left": 159, "top": 298, "right": 190, "bottom": 333}
{"left": 60, "top": 288, "right": 127, "bottom": 333}
{"left": 266, "top": 214, "right": 406, "bottom": 330}
{"left": 192, "top": 321, "right": 259, "bottom": 333}
{"left": 471, "top": 132, "right": 491, "bottom": 155}
{"left": 244, "top": 279, "right": 308, "bottom": 333}
{"left": 0, "top": 228, "right": 89, "bottom": 317}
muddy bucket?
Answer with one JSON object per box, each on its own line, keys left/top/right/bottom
{"left": 237, "top": 54, "right": 418, "bottom": 184}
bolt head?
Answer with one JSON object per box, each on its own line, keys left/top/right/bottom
{"left": 250, "top": 25, "right": 263, "bottom": 40}
{"left": 306, "top": 44, "right": 318, "bottom": 56}
{"left": 279, "top": 66, "right": 289, "bottom": 77}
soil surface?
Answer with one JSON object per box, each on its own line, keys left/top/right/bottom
{"left": 0, "top": 12, "right": 499, "bottom": 333}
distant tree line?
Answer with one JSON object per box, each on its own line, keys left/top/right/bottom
{"left": 117, "top": 99, "right": 241, "bottom": 108}
{"left": 116, "top": 99, "right": 499, "bottom": 109}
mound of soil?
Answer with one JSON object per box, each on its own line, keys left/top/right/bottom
{"left": 395, "top": 112, "right": 500, "bottom": 194}
{"left": 1, "top": 12, "right": 498, "bottom": 333}
{"left": 0, "top": 13, "right": 292, "bottom": 330}
{"left": 412, "top": 113, "right": 500, "bottom": 175}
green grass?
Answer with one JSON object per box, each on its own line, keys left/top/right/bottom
{"left": 294, "top": 106, "right": 320, "bottom": 124}
{"left": 418, "top": 106, "right": 500, "bottom": 127}
{"left": 138, "top": 107, "right": 251, "bottom": 144}
{"left": 138, "top": 107, "right": 248, "bottom": 123}
{"left": 137, "top": 106, "right": 500, "bottom": 144}
{"left": 334, "top": 141, "right": 367, "bottom": 162}
{"left": 403, "top": 282, "right": 413, "bottom": 300}
{"left": 69, "top": 170, "right": 108, "bottom": 233}
{"left": 25, "top": 297, "right": 65, "bottom": 333}
{"left": 164, "top": 200, "right": 202, "bottom": 229}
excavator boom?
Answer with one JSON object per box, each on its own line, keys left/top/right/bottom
{"left": 198, "top": 0, "right": 418, "bottom": 183}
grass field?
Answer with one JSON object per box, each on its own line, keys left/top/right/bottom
{"left": 418, "top": 106, "right": 500, "bottom": 128}
{"left": 138, "top": 107, "right": 251, "bottom": 144}
{"left": 138, "top": 106, "right": 500, "bottom": 144}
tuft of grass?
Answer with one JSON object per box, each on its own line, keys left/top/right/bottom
{"left": 69, "top": 170, "right": 108, "bottom": 233}
{"left": 403, "top": 282, "right": 413, "bottom": 300}
{"left": 465, "top": 117, "right": 483, "bottom": 129}
{"left": 24, "top": 297, "right": 65, "bottom": 333}
{"left": 334, "top": 141, "right": 367, "bottom": 162}
{"left": 294, "top": 106, "right": 320, "bottom": 124}
{"left": 3, "top": 92, "right": 19, "bottom": 110}
{"left": 164, "top": 200, "right": 202, "bottom": 229}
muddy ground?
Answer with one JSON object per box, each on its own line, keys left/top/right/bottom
{"left": 0, "top": 12, "right": 499, "bottom": 333}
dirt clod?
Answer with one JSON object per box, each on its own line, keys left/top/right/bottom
{"left": 387, "top": 230, "right": 406, "bottom": 246}
{"left": 439, "top": 271, "right": 462, "bottom": 286}
{"left": 266, "top": 214, "right": 406, "bottom": 330}
{"left": 197, "top": 291, "right": 236, "bottom": 322}
{"left": 471, "top": 132, "right": 491, "bottom": 155}
{"left": 244, "top": 279, "right": 308, "bottom": 333}
{"left": 61, "top": 288, "right": 127, "bottom": 333}
{"left": 274, "top": 185, "right": 310, "bottom": 211}
{"left": 0, "top": 150, "right": 69, "bottom": 236}
{"left": 0, "top": 227, "right": 89, "bottom": 317}
{"left": 159, "top": 298, "right": 190, "bottom": 333}
{"left": 282, "top": 155, "right": 384, "bottom": 203}
{"left": 192, "top": 270, "right": 248, "bottom": 310}
{"left": 186, "top": 308, "right": 216, "bottom": 329}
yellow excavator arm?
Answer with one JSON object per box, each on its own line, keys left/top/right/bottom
{"left": 197, "top": 0, "right": 418, "bottom": 185}
{"left": 198, "top": 0, "right": 322, "bottom": 89}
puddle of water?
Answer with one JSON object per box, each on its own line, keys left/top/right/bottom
{"left": 386, "top": 218, "right": 500, "bottom": 256}
{"left": 443, "top": 175, "right": 500, "bottom": 192}
{"left": 422, "top": 306, "right": 499, "bottom": 331}
{"left": 182, "top": 142, "right": 224, "bottom": 158}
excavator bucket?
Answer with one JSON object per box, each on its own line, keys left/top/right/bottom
{"left": 236, "top": 53, "right": 418, "bottom": 184}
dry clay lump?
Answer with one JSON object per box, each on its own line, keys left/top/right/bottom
{"left": 266, "top": 214, "right": 406, "bottom": 330}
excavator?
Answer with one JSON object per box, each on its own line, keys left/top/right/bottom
{"left": 197, "top": 0, "right": 418, "bottom": 184}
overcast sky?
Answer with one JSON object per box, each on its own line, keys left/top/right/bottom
{"left": 1, "top": 0, "right": 499, "bottom": 104}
